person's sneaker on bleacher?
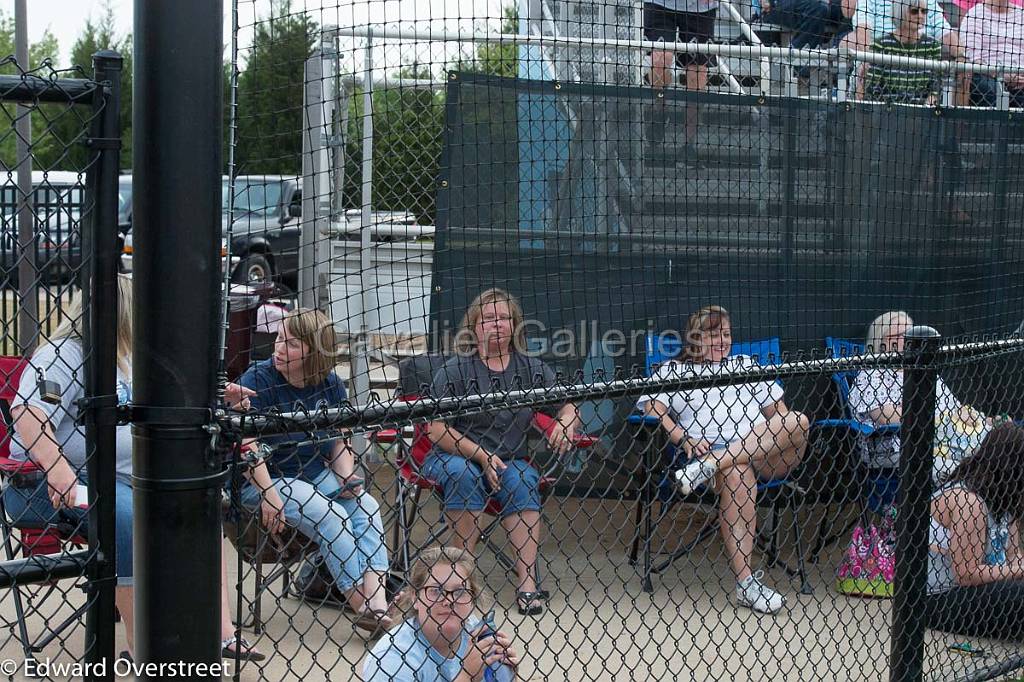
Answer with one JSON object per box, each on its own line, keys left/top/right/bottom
{"left": 673, "top": 458, "right": 718, "bottom": 495}
{"left": 736, "top": 571, "right": 785, "bottom": 614}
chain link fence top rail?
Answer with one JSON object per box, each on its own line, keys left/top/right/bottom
{"left": 218, "top": 0, "right": 1024, "bottom": 680}
{"left": 0, "top": 55, "right": 124, "bottom": 680}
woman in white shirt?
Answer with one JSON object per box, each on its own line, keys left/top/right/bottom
{"left": 849, "top": 310, "right": 983, "bottom": 472}
{"left": 638, "top": 305, "right": 810, "bottom": 614}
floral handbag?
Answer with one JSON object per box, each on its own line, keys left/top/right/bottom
{"left": 835, "top": 506, "right": 897, "bottom": 599}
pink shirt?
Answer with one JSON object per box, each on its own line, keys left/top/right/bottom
{"left": 953, "top": 0, "right": 1022, "bottom": 11}
{"left": 960, "top": 3, "right": 1024, "bottom": 69}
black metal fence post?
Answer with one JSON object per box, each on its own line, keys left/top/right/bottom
{"left": 889, "top": 326, "right": 941, "bottom": 682}
{"left": 81, "top": 49, "right": 122, "bottom": 679}
{"left": 133, "top": 0, "right": 224, "bottom": 674}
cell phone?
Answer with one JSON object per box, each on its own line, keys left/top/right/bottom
{"left": 476, "top": 610, "right": 500, "bottom": 682}
{"left": 476, "top": 609, "right": 497, "bottom": 642}
{"left": 75, "top": 484, "right": 89, "bottom": 509}
{"left": 337, "top": 478, "right": 364, "bottom": 494}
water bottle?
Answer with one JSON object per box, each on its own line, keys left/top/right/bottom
{"left": 476, "top": 610, "right": 515, "bottom": 682}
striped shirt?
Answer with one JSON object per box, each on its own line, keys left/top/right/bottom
{"left": 865, "top": 33, "right": 942, "bottom": 104}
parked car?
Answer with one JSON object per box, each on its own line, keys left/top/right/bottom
{"left": 0, "top": 171, "right": 85, "bottom": 286}
{"left": 225, "top": 175, "right": 302, "bottom": 287}
{"left": 121, "top": 174, "right": 302, "bottom": 287}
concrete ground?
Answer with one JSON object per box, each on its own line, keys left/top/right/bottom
{"left": 2, "top": 466, "right": 1022, "bottom": 681}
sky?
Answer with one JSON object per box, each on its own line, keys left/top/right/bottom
{"left": 17, "top": 0, "right": 509, "bottom": 72}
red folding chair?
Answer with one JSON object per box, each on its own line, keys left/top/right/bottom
{"left": 0, "top": 356, "right": 89, "bottom": 665}
{"left": 374, "top": 355, "right": 596, "bottom": 583}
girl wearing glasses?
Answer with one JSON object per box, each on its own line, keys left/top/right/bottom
{"left": 363, "top": 546, "right": 520, "bottom": 681}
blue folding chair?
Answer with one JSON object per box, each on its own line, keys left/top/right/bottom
{"left": 627, "top": 335, "right": 810, "bottom": 594}
{"left": 807, "top": 337, "right": 901, "bottom": 561}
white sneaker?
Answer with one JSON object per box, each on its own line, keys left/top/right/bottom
{"left": 736, "top": 571, "right": 785, "bottom": 615}
{"left": 673, "top": 459, "right": 718, "bottom": 495}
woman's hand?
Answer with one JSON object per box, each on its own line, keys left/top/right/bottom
{"left": 335, "top": 473, "right": 364, "bottom": 499}
{"left": 683, "top": 437, "right": 712, "bottom": 460}
{"left": 477, "top": 453, "right": 506, "bottom": 491}
{"left": 223, "top": 382, "right": 256, "bottom": 411}
{"left": 546, "top": 419, "right": 577, "bottom": 455}
{"left": 46, "top": 459, "right": 78, "bottom": 509}
{"left": 463, "top": 626, "right": 519, "bottom": 680}
{"left": 259, "top": 490, "right": 287, "bottom": 536}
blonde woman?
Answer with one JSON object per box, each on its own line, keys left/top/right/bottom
{"left": 237, "top": 307, "right": 392, "bottom": 635}
{"left": 363, "top": 546, "right": 520, "bottom": 681}
{"left": 425, "top": 288, "right": 580, "bottom": 616}
{"left": 637, "top": 305, "right": 809, "bottom": 614}
{"left": 4, "top": 275, "right": 137, "bottom": 651}
{"left": 3, "top": 276, "right": 264, "bottom": 660}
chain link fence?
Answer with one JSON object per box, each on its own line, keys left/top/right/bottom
{"left": 0, "top": 55, "right": 123, "bottom": 679}
{"left": 215, "top": 0, "right": 1024, "bottom": 680}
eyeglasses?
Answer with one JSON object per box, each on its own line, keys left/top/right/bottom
{"left": 421, "top": 585, "right": 474, "bottom": 604}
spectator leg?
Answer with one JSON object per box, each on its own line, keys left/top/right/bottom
{"left": 651, "top": 49, "right": 674, "bottom": 90}
{"left": 718, "top": 463, "right": 759, "bottom": 582}
{"left": 684, "top": 64, "right": 707, "bottom": 146}
{"left": 447, "top": 510, "right": 484, "bottom": 553}
{"left": 502, "top": 510, "right": 542, "bottom": 595}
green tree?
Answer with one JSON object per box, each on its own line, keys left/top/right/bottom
{"left": 61, "top": 3, "right": 134, "bottom": 170}
{"left": 0, "top": 9, "right": 62, "bottom": 169}
{"left": 463, "top": 6, "right": 519, "bottom": 77}
{"left": 342, "top": 66, "right": 446, "bottom": 223}
{"left": 234, "top": 0, "right": 317, "bottom": 175}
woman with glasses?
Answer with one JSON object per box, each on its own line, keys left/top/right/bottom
{"left": 864, "top": 0, "right": 943, "bottom": 104}
{"left": 424, "top": 288, "right": 581, "bottom": 616}
{"left": 363, "top": 546, "right": 520, "bottom": 681}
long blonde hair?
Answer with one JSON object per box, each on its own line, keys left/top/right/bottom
{"left": 47, "top": 273, "right": 133, "bottom": 374}
{"left": 279, "top": 307, "right": 339, "bottom": 386}
{"left": 865, "top": 310, "right": 914, "bottom": 354}
{"left": 454, "top": 288, "right": 527, "bottom": 355}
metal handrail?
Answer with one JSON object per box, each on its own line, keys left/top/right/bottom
{"left": 331, "top": 24, "right": 1024, "bottom": 78}
{"left": 720, "top": 0, "right": 772, "bottom": 96}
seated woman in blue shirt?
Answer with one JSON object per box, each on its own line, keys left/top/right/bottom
{"left": 237, "top": 307, "right": 392, "bottom": 635}
{"left": 363, "top": 546, "right": 520, "bottom": 681}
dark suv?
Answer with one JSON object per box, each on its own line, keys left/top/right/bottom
{"left": 0, "top": 171, "right": 85, "bottom": 285}
{"left": 225, "top": 175, "right": 302, "bottom": 287}
{"left": 121, "top": 175, "right": 303, "bottom": 287}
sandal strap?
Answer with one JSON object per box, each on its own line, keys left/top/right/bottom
{"left": 222, "top": 636, "right": 254, "bottom": 650}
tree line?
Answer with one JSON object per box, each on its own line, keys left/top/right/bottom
{"left": 1, "top": 0, "right": 517, "bottom": 225}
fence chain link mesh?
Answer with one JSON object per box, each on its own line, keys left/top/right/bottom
{"left": 223, "top": 0, "right": 1024, "bottom": 680}
{"left": 0, "top": 55, "right": 121, "bottom": 680}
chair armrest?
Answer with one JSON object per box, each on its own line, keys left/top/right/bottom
{"left": 531, "top": 413, "right": 598, "bottom": 449}
{"left": 812, "top": 418, "right": 901, "bottom": 437}
{"left": 626, "top": 413, "right": 661, "bottom": 428}
{"left": 371, "top": 428, "right": 401, "bottom": 444}
{"left": 0, "top": 455, "right": 39, "bottom": 475}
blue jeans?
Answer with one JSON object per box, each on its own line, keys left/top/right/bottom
{"left": 2, "top": 477, "right": 135, "bottom": 586}
{"left": 421, "top": 454, "right": 542, "bottom": 518}
{"left": 239, "top": 469, "right": 389, "bottom": 593}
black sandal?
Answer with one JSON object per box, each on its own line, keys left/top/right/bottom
{"left": 221, "top": 636, "right": 266, "bottom": 662}
{"left": 516, "top": 591, "right": 544, "bottom": 616}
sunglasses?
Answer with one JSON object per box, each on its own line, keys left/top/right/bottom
{"left": 909, "top": 7, "right": 928, "bottom": 15}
